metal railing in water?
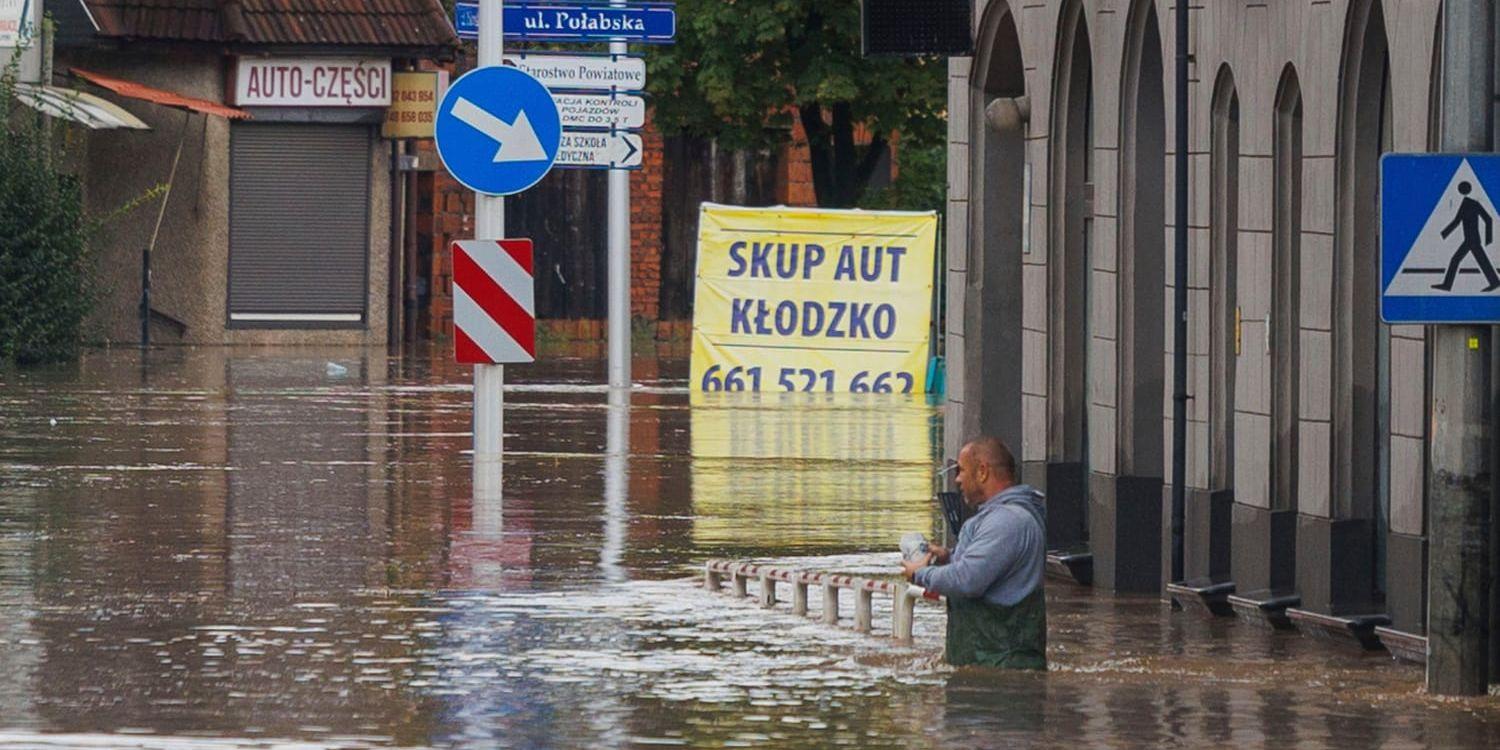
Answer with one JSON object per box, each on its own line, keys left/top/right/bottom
{"left": 702, "top": 559, "right": 944, "bottom": 642}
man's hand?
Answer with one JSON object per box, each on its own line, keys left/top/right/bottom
{"left": 927, "top": 544, "right": 951, "bottom": 565}
{"left": 900, "top": 552, "right": 933, "bottom": 581}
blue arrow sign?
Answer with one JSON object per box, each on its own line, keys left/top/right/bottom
{"left": 1382, "top": 154, "right": 1500, "bottom": 323}
{"left": 455, "top": 1, "right": 676, "bottom": 43}
{"left": 435, "top": 66, "right": 562, "bottom": 197}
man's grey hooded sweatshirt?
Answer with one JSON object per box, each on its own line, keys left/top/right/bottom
{"left": 914, "top": 485, "right": 1046, "bottom": 606}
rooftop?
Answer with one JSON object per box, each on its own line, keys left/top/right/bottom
{"left": 70, "top": 0, "right": 458, "bottom": 50}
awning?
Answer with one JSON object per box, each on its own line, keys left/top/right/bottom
{"left": 10, "top": 84, "right": 151, "bottom": 130}
{"left": 71, "top": 68, "right": 252, "bottom": 120}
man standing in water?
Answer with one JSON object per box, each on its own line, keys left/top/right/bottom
{"left": 901, "top": 436, "right": 1047, "bottom": 669}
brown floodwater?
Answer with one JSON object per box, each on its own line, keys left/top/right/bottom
{"left": 0, "top": 347, "right": 1496, "bottom": 749}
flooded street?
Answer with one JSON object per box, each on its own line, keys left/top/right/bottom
{"left": 1, "top": 348, "right": 1497, "bottom": 748}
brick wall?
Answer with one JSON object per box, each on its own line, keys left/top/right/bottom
{"left": 422, "top": 145, "right": 475, "bottom": 342}
{"left": 780, "top": 110, "right": 818, "bottom": 206}
{"left": 631, "top": 109, "right": 665, "bottom": 320}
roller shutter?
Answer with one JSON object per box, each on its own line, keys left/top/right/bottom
{"left": 229, "top": 123, "right": 370, "bottom": 326}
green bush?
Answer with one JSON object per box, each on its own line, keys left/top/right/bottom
{"left": 0, "top": 60, "right": 99, "bottom": 364}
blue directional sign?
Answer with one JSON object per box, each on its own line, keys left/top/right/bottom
{"left": 455, "top": 1, "right": 677, "bottom": 43}
{"left": 435, "top": 66, "right": 562, "bottom": 197}
{"left": 1382, "top": 154, "right": 1500, "bottom": 323}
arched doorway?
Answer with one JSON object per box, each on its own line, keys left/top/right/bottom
{"left": 1271, "top": 63, "right": 1304, "bottom": 528}
{"left": 1268, "top": 63, "right": 1302, "bottom": 593}
{"left": 1044, "top": 0, "right": 1093, "bottom": 555}
{"left": 1209, "top": 65, "right": 1240, "bottom": 513}
{"left": 1383, "top": 8, "right": 1443, "bottom": 638}
{"left": 1195, "top": 63, "right": 1239, "bottom": 584}
{"left": 1304, "top": 0, "right": 1391, "bottom": 617}
{"left": 961, "top": 2, "right": 1027, "bottom": 460}
{"left": 1230, "top": 64, "right": 1304, "bottom": 608}
{"left": 1093, "top": 0, "right": 1166, "bottom": 593}
{"left": 1118, "top": 0, "right": 1167, "bottom": 479}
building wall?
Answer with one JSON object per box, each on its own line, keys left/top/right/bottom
{"left": 632, "top": 110, "right": 667, "bottom": 321}
{"left": 64, "top": 49, "right": 391, "bottom": 346}
{"left": 950, "top": 0, "right": 1435, "bottom": 613}
{"left": 66, "top": 48, "right": 229, "bottom": 346}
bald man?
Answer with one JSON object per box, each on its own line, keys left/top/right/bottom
{"left": 900, "top": 436, "right": 1047, "bottom": 669}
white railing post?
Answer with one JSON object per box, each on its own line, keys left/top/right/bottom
{"left": 822, "top": 581, "right": 840, "bottom": 625}
{"left": 702, "top": 562, "right": 940, "bottom": 643}
{"left": 854, "top": 584, "right": 873, "bottom": 633}
{"left": 893, "top": 584, "right": 916, "bottom": 642}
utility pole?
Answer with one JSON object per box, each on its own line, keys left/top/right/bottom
{"left": 1429, "top": 0, "right": 1493, "bottom": 696}
{"left": 607, "top": 27, "right": 631, "bottom": 392}
{"left": 473, "top": 0, "right": 506, "bottom": 499}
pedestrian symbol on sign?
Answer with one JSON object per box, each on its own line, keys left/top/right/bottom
{"left": 1430, "top": 181, "right": 1498, "bottom": 291}
{"left": 1381, "top": 155, "right": 1500, "bottom": 322}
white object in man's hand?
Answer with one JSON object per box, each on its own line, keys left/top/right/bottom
{"left": 900, "top": 552, "right": 934, "bottom": 581}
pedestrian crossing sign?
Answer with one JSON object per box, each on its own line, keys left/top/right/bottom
{"left": 1382, "top": 154, "right": 1500, "bottom": 323}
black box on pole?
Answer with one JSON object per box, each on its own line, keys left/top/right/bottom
{"left": 861, "top": 0, "right": 973, "bottom": 57}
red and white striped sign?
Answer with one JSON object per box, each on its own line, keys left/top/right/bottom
{"left": 452, "top": 239, "right": 536, "bottom": 364}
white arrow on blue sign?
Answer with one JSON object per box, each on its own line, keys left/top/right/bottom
{"left": 435, "top": 66, "right": 562, "bottom": 196}
{"left": 455, "top": 1, "right": 676, "bottom": 43}
{"left": 556, "top": 131, "right": 643, "bottom": 170}
{"left": 1382, "top": 154, "right": 1500, "bottom": 323}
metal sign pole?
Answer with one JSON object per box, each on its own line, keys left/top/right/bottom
{"left": 608, "top": 28, "right": 632, "bottom": 391}
{"left": 1428, "top": 0, "right": 1494, "bottom": 696}
{"left": 474, "top": 0, "right": 505, "bottom": 498}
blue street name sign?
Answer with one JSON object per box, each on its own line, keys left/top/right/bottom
{"left": 435, "top": 66, "right": 562, "bottom": 197}
{"left": 1382, "top": 154, "right": 1500, "bottom": 323}
{"left": 455, "top": 1, "right": 677, "bottom": 44}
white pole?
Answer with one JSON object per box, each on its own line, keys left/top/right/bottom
{"left": 473, "top": 0, "right": 506, "bottom": 499}
{"left": 607, "top": 30, "right": 632, "bottom": 391}
{"left": 599, "top": 385, "right": 629, "bottom": 582}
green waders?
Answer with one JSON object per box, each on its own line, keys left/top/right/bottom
{"left": 943, "top": 586, "right": 1047, "bottom": 669}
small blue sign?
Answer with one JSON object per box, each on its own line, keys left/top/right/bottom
{"left": 435, "top": 66, "right": 562, "bottom": 197}
{"left": 1382, "top": 154, "right": 1500, "bottom": 323}
{"left": 455, "top": 2, "right": 478, "bottom": 36}
{"left": 455, "top": 1, "right": 677, "bottom": 43}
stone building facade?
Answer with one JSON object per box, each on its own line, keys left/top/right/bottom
{"left": 946, "top": 0, "right": 1438, "bottom": 648}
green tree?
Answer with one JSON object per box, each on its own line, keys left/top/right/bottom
{"left": 645, "top": 0, "right": 946, "bottom": 208}
{"left": 0, "top": 41, "right": 156, "bottom": 365}
{"left": 0, "top": 74, "right": 96, "bottom": 364}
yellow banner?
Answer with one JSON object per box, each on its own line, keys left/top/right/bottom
{"left": 690, "top": 204, "right": 938, "bottom": 393}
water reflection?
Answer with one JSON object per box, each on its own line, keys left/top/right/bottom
{"left": 0, "top": 348, "right": 1496, "bottom": 748}
{"left": 688, "top": 391, "right": 942, "bottom": 554}
{"left": 0, "top": 487, "right": 40, "bottom": 725}
{"left": 599, "top": 387, "right": 630, "bottom": 584}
